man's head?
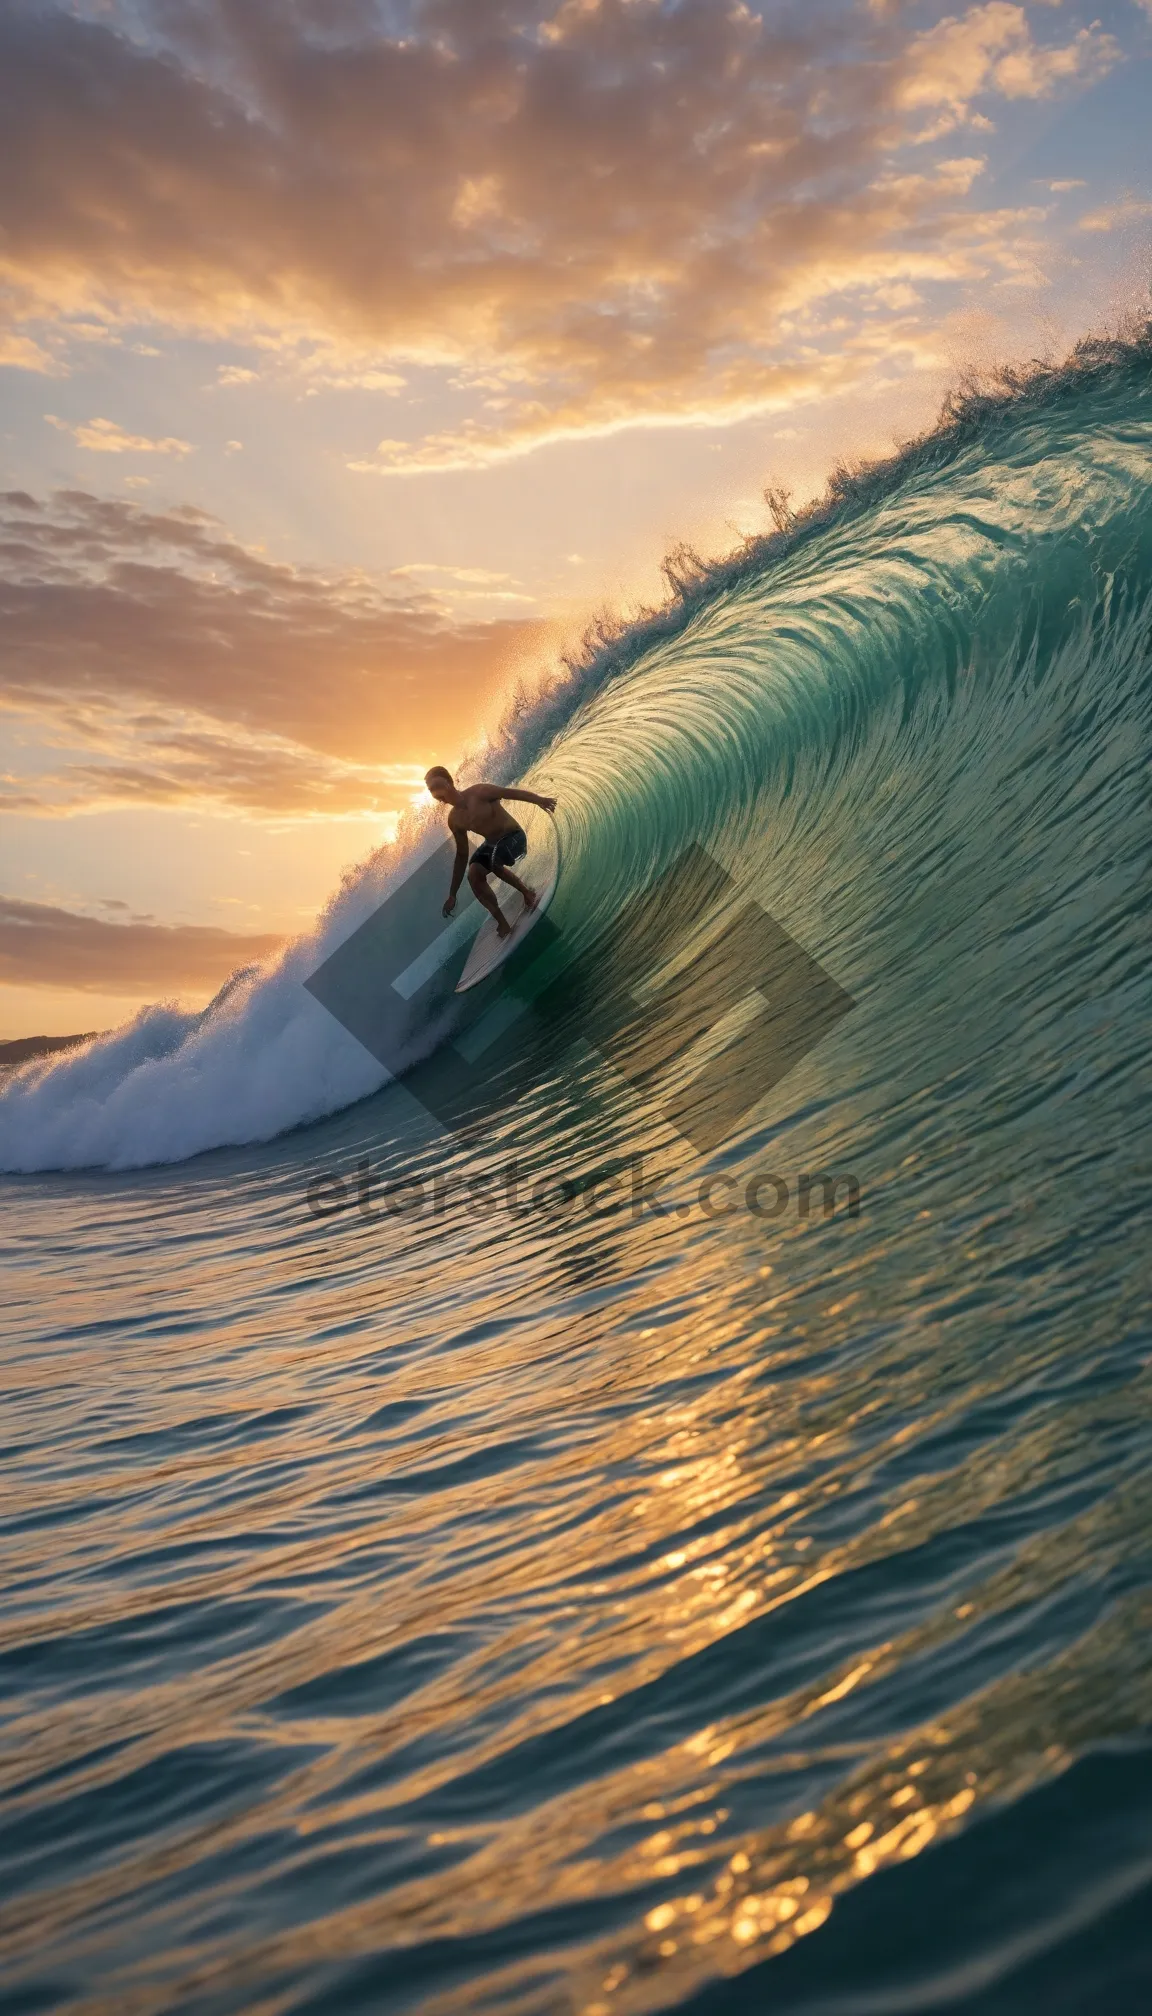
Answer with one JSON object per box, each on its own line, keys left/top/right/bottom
{"left": 424, "top": 765, "right": 455, "bottom": 804}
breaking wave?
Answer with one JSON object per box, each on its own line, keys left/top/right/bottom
{"left": 2, "top": 323, "right": 1150, "bottom": 1173}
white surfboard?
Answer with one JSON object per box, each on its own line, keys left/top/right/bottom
{"left": 455, "top": 806, "right": 560, "bottom": 993}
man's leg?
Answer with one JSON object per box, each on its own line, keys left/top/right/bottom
{"left": 467, "top": 863, "right": 513, "bottom": 937}
{"left": 491, "top": 863, "right": 538, "bottom": 910}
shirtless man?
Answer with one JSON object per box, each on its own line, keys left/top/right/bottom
{"left": 425, "top": 768, "right": 556, "bottom": 939}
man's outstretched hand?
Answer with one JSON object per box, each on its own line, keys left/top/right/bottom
{"left": 539, "top": 795, "right": 557, "bottom": 813}
{"left": 442, "top": 896, "right": 456, "bottom": 918}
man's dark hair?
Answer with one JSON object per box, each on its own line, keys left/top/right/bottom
{"left": 425, "top": 765, "right": 453, "bottom": 784}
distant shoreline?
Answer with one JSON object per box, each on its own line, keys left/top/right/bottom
{"left": 0, "top": 1032, "right": 98, "bottom": 1070}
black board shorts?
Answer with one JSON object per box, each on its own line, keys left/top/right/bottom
{"left": 471, "top": 824, "right": 527, "bottom": 873}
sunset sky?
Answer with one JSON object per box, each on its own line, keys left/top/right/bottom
{"left": 2, "top": 0, "right": 1149, "bottom": 1037}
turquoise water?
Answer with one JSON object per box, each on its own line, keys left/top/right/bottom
{"left": 1, "top": 330, "right": 1150, "bottom": 2013}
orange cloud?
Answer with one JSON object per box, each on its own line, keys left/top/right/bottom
{"left": 897, "top": 3, "right": 1118, "bottom": 139}
{"left": 0, "top": 895, "right": 283, "bottom": 993}
{"left": 46, "top": 415, "right": 194, "bottom": 455}
{"left": 1078, "top": 198, "right": 1152, "bottom": 234}
{"left": 0, "top": 489, "right": 547, "bottom": 814}
{"left": 0, "top": 2, "right": 1124, "bottom": 461}
{"left": 0, "top": 726, "right": 426, "bottom": 822}
{"left": 0, "top": 330, "right": 59, "bottom": 373}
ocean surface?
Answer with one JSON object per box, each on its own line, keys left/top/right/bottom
{"left": 2, "top": 329, "right": 1150, "bottom": 2015}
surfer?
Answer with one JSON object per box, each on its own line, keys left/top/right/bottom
{"left": 425, "top": 768, "right": 557, "bottom": 938}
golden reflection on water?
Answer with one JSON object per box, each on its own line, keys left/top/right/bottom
{"left": 2, "top": 1033, "right": 1150, "bottom": 2016}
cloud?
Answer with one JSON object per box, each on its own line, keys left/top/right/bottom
{"left": 0, "top": 330, "right": 60, "bottom": 373}
{"left": 46, "top": 415, "right": 193, "bottom": 454}
{"left": 0, "top": 488, "right": 546, "bottom": 815}
{"left": 0, "top": 721, "right": 428, "bottom": 821}
{"left": 390, "top": 560, "right": 535, "bottom": 603}
{"left": 0, "top": 2, "right": 1125, "bottom": 462}
{"left": 393, "top": 565, "right": 520, "bottom": 586}
{"left": 0, "top": 894, "right": 283, "bottom": 993}
{"left": 897, "top": 4, "right": 1119, "bottom": 140}
{"left": 1078, "top": 197, "right": 1152, "bottom": 233}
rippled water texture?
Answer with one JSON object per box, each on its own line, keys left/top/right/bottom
{"left": 2, "top": 333, "right": 1151, "bottom": 2013}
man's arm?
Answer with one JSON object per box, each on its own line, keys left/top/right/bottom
{"left": 491, "top": 785, "right": 557, "bottom": 813}
{"left": 443, "top": 832, "right": 470, "bottom": 916}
